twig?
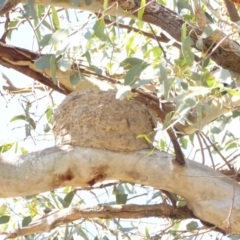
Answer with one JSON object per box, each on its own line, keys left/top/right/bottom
{"left": 199, "top": 132, "right": 215, "bottom": 169}
{"left": 201, "top": 132, "right": 232, "bottom": 170}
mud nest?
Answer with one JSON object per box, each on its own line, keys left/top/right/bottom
{"left": 53, "top": 89, "right": 155, "bottom": 152}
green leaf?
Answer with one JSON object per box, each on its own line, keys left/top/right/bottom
{"left": 57, "top": 58, "right": 72, "bottom": 72}
{"left": 70, "top": 71, "right": 84, "bottom": 86}
{"left": 124, "top": 64, "right": 144, "bottom": 86}
{"left": 50, "top": 55, "right": 57, "bottom": 84}
{"left": 64, "top": 191, "right": 75, "bottom": 207}
{"left": 196, "top": 38, "right": 203, "bottom": 49}
{"left": 159, "top": 64, "right": 167, "bottom": 84}
{"left": 84, "top": 50, "right": 91, "bottom": 65}
{"left": 126, "top": 35, "right": 135, "bottom": 56}
{"left": 48, "top": 29, "right": 69, "bottom": 45}
{"left": 113, "top": 184, "right": 125, "bottom": 195}
{"left": 131, "top": 78, "right": 153, "bottom": 89}
{"left": 116, "top": 194, "right": 128, "bottom": 204}
{"left": 34, "top": 54, "right": 53, "bottom": 69}
{"left": 120, "top": 57, "right": 149, "bottom": 70}
{"left": 232, "top": 110, "right": 240, "bottom": 118}
{"left": 77, "top": 227, "right": 88, "bottom": 239}
{"left": 20, "top": 147, "right": 28, "bottom": 154}
{"left": 180, "top": 137, "right": 188, "bottom": 149}
{"left": 226, "top": 142, "right": 238, "bottom": 151}
{"left": 57, "top": 196, "right": 68, "bottom": 208}
{"left": 182, "top": 36, "right": 194, "bottom": 67}
{"left": 145, "top": 227, "right": 150, "bottom": 239}
{"left": 85, "top": 0, "right": 92, "bottom": 5}
{"left": 10, "top": 114, "right": 27, "bottom": 122}
{"left": 46, "top": 108, "right": 53, "bottom": 124}
{"left": 0, "top": 143, "right": 13, "bottom": 153}
{"left": 103, "top": 0, "right": 108, "bottom": 9}
{"left": 186, "top": 221, "right": 198, "bottom": 231}
{"left": 0, "top": 204, "right": 8, "bottom": 215}
{"left": 163, "top": 112, "right": 173, "bottom": 130}
{"left": 211, "top": 127, "right": 221, "bottom": 134}
{"left": 22, "top": 216, "right": 32, "bottom": 227}
{"left": 42, "top": 20, "right": 52, "bottom": 30}
{"left": 181, "top": 23, "right": 187, "bottom": 42}
{"left": 103, "top": 236, "right": 110, "bottom": 240}
{"left": 163, "top": 77, "right": 174, "bottom": 99}
{"left": 37, "top": 4, "right": 45, "bottom": 17}
{"left": 0, "top": 215, "right": 10, "bottom": 224}
{"left": 225, "top": 88, "right": 240, "bottom": 97}
{"left": 51, "top": 6, "right": 60, "bottom": 30}
{"left": 93, "top": 19, "right": 107, "bottom": 41}
{"left": 138, "top": 0, "right": 146, "bottom": 20}
{"left": 72, "top": 0, "right": 80, "bottom": 5}
{"left": 39, "top": 34, "right": 52, "bottom": 47}
{"left": 10, "top": 114, "right": 36, "bottom": 129}
{"left": 23, "top": 0, "right": 38, "bottom": 21}
{"left": 43, "top": 123, "right": 51, "bottom": 133}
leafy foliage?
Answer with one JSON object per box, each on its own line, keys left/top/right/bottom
{"left": 0, "top": 0, "right": 240, "bottom": 239}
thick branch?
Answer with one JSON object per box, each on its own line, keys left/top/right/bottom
{"left": 1, "top": 146, "right": 240, "bottom": 233}
{"left": 3, "top": 204, "right": 193, "bottom": 238}
{"left": 0, "top": 41, "right": 115, "bottom": 93}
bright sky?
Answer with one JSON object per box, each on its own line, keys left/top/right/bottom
{"left": 0, "top": 17, "right": 66, "bottom": 152}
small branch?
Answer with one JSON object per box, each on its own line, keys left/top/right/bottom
{"left": 201, "top": 132, "right": 233, "bottom": 170}
{"left": 3, "top": 204, "right": 193, "bottom": 238}
{"left": 133, "top": 89, "right": 185, "bottom": 165}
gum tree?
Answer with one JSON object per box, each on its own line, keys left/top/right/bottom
{"left": 0, "top": 0, "right": 240, "bottom": 238}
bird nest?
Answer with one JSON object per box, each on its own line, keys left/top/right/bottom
{"left": 53, "top": 89, "right": 155, "bottom": 152}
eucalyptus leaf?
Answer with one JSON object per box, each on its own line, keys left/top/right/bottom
{"left": 0, "top": 215, "right": 10, "bottom": 224}
{"left": 186, "top": 221, "right": 198, "bottom": 231}
{"left": 70, "top": 71, "right": 84, "bottom": 86}
{"left": 57, "top": 58, "right": 72, "bottom": 72}
{"left": 48, "top": 29, "right": 69, "bottom": 45}
{"left": 124, "top": 64, "right": 144, "bottom": 86}
{"left": 93, "top": 19, "right": 107, "bottom": 41}
{"left": 72, "top": 0, "right": 80, "bottom": 6}
{"left": 51, "top": 6, "right": 60, "bottom": 30}
{"left": 39, "top": 34, "right": 52, "bottom": 47}
{"left": 22, "top": 216, "right": 32, "bottom": 227}
{"left": 182, "top": 36, "right": 194, "bottom": 67}
{"left": 34, "top": 54, "right": 53, "bottom": 69}
{"left": 50, "top": 55, "right": 57, "bottom": 84}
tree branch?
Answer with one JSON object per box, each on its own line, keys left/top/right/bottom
{"left": 1, "top": 145, "right": 240, "bottom": 233}
{"left": 2, "top": 204, "right": 193, "bottom": 238}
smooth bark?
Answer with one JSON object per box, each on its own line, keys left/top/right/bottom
{"left": 1, "top": 145, "right": 240, "bottom": 233}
